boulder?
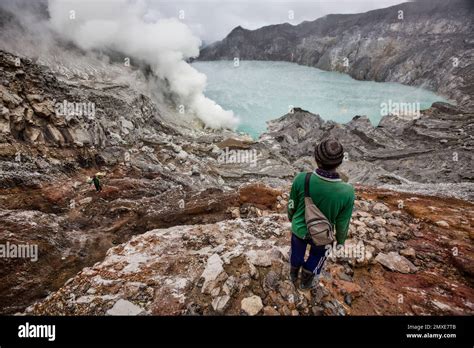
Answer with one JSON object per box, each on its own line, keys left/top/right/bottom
{"left": 120, "top": 117, "right": 134, "bottom": 135}
{"left": 356, "top": 245, "right": 376, "bottom": 266}
{"left": 388, "top": 218, "right": 404, "bottom": 227}
{"left": 241, "top": 295, "right": 263, "bottom": 316}
{"left": 373, "top": 217, "right": 387, "bottom": 227}
{"left": 26, "top": 94, "right": 44, "bottom": 103}
{"left": 0, "top": 119, "right": 10, "bottom": 134}
{"left": 227, "top": 206, "right": 240, "bottom": 219}
{"left": 0, "top": 86, "right": 22, "bottom": 107}
{"left": 68, "top": 125, "right": 92, "bottom": 146}
{"left": 372, "top": 203, "right": 390, "bottom": 214}
{"left": 9, "top": 105, "right": 25, "bottom": 125}
{"left": 435, "top": 220, "right": 450, "bottom": 228}
{"left": 1, "top": 106, "right": 9, "bottom": 120}
{"left": 400, "top": 247, "right": 416, "bottom": 259}
{"left": 368, "top": 239, "right": 386, "bottom": 252}
{"left": 24, "top": 126, "right": 43, "bottom": 143}
{"left": 211, "top": 295, "right": 230, "bottom": 313}
{"left": 106, "top": 299, "right": 145, "bottom": 316}
{"left": 375, "top": 252, "right": 418, "bottom": 273}
{"left": 264, "top": 270, "right": 280, "bottom": 290}
{"left": 222, "top": 276, "right": 236, "bottom": 296}
{"left": 245, "top": 249, "right": 272, "bottom": 267}
{"left": 32, "top": 100, "right": 55, "bottom": 118}
{"left": 353, "top": 220, "right": 367, "bottom": 227}
{"left": 24, "top": 108, "right": 35, "bottom": 125}
{"left": 45, "top": 124, "right": 65, "bottom": 146}
{"left": 78, "top": 197, "right": 93, "bottom": 205}
{"left": 200, "top": 254, "right": 227, "bottom": 294}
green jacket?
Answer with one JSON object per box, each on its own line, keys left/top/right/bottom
{"left": 89, "top": 177, "right": 100, "bottom": 186}
{"left": 288, "top": 171, "right": 355, "bottom": 244}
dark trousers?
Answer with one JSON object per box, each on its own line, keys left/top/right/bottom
{"left": 290, "top": 233, "right": 327, "bottom": 275}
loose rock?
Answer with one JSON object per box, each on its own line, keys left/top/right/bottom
{"left": 375, "top": 252, "right": 418, "bottom": 274}
{"left": 241, "top": 295, "right": 263, "bottom": 316}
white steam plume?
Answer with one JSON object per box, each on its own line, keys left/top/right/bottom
{"left": 47, "top": 0, "right": 239, "bottom": 130}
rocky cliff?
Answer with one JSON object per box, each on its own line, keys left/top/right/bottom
{"left": 199, "top": 0, "right": 474, "bottom": 108}
{"left": 0, "top": 48, "right": 295, "bottom": 313}
{"left": 261, "top": 106, "right": 474, "bottom": 200}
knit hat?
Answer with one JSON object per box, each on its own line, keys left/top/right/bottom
{"left": 314, "top": 138, "right": 344, "bottom": 167}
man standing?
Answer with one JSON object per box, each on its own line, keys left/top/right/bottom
{"left": 89, "top": 175, "right": 102, "bottom": 193}
{"left": 287, "top": 138, "right": 355, "bottom": 289}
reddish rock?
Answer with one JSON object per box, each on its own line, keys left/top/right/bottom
{"left": 450, "top": 247, "right": 474, "bottom": 277}
{"left": 333, "top": 279, "right": 362, "bottom": 297}
{"left": 263, "top": 306, "right": 279, "bottom": 316}
{"left": 239, "top": 183, "right": 282, "bottom": 210}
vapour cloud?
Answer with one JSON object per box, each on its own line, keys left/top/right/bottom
{"left": 47, "top": 0, "right": 239, "bottom": 129}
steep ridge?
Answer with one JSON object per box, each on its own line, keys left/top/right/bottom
{"left": 199, "top": 0, "right": 474, "bottom": 108}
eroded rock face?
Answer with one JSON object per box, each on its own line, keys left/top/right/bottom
{"left": 0, "top": 50, "right": 172, "bottom": 149}
{"left": 199, "top": 0, "right": 474, "bottom": 109}
{"left": 260, "top": 107, "right": 474, "bottom": 200}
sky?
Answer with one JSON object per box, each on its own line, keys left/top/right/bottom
{"left": 148, "top": 0, "right": 409, "bottom": 43}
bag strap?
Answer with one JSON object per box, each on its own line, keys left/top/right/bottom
{"left": 304, "top": 172, "right": 312, "bottom": 197}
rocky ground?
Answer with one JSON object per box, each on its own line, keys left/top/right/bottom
{"left": 25, "top": 189, "right": 474, "bottom": 316}
{"left": 0, "top": 40, "right": 473, "bottom": 316}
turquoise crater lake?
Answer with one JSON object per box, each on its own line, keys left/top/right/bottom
{"left": 192, "top": 60, "right": 449, "bottom": 138}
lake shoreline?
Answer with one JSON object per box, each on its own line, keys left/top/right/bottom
{"left": 193, "top": 60, "right": 449, "bottom": 138}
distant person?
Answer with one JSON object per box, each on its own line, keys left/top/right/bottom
{"left": 89, "top": 175, "right": 102, "bottom": 193}
{"left": 287, "top": 138, "right": 355, "bottom": 289}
